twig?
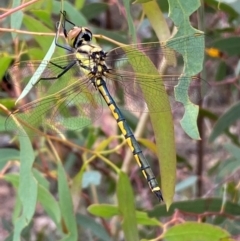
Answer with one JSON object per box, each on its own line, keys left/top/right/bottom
{"left": 0, "top": 0, "right": 40, "bottom": 20}
{"left": 0, "top": 27, "right": 57, "bottom": 36}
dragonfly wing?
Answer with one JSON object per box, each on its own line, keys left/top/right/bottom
{"left": 6, "top": 75, "right": 103, "bottom": 136}
{"left": 6, "top": 54, "right": 90, "bottom": 94}
{"left": 106, "top": 42, "right": 180, "bottom": 75}
{"left": 107, "top": 34, "right": 205, "bottom": 71}
{"left": 105, "top": 38, "right": 209, "bottom": 112}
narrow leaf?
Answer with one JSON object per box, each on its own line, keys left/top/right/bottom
{"left": 0, "top": 55, "right": 12, "bottom": 80}
{"left": 76, "top": 214, "right": 111, "bottom": 241}
{"left": 38, "top": 184, "right": 61, "bottom": 226}
{"left": 148, "top": 198, "right": 240, "bottom": 218}
{"left": 209, "top": 101, "right": 240, "bottom": 142}
{"left": 57, "top": 161, "right": 78, "bottom": 241}
{"left": 123, "top": 42, "right": 176, "bottom": 206}
{"left": 10, "top": 0, "right": 23, "bottom": 39}
{"left": 16, "top": 37, "right": 57, "bottom": 103}
{"left": 88, "top": 204, "right": 119, "bottom": 218}
{"left": 122, "top": 0, "right": 136, "bottom": 42}
{"left": 136, "top": 211, "right": 160, "bottom": 226}
{"left": 164, "top": 222, "right": 233, "bottom": 241}
{"left": 117, "top": 172, "right": 139, "bottom": 241}
{"left": 13, "top": 133, "right": 37, "bottom": 241}
{"left": 224, "top": 143, "right": 240, "bottom": 160}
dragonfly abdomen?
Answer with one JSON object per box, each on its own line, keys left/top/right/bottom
{"left": 96, "top": 77, "right": 163, "bottom": 201}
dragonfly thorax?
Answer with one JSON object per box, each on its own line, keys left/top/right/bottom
{"left": 76, "top": 43, "right": 103, "bottom": 56}
{"left": 75, "top": 43, "right": 109, "bottom": 77}
{"left": 91, "top": 50, "right": 109, "bottom": 77}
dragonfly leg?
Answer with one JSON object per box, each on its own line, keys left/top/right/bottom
{"left": 48, "top": 60, "right": 72, "bottom": 70}
{"left": 49, "top": 60, "right": 91, "bottom": 72}
{"left": 54, "top": 37, "right": 72, "bottom": 52}
{"left": 60, "top": 11, "right": 76, "bottom": 29}
{"left": 59, "top": 11, "right": 77, "bottom": 43}
{"left": 54, "top": 12, "right": 73, "bottom": 52}
{"left": 38, "top": 60, "right": 77, "bottom": 82}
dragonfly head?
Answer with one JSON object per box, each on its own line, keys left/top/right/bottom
{"left": 66, "top": 27, "right": 92, "bottom": 49}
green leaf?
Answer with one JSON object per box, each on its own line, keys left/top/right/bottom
{"left": 209, "top": 101, "right": 240, "bottom": 142}
{"left": 4, "top": 172, "right": 61, "bottom": 227}
{"left": 224, "top": 143, "right": 240, "bottom": 160}
{"left": 0, "top": 55, "right": 12, "bottom": 80}
{"left": 204, "top": 0, "right": 239, "bottom": 21}
{"left": 0, "top": 148, "right": 20, "bottom": 163}
{"left": 32, "top": 169, "right": 50, "bottom": 189}
{"left": 81, "top": 3, "right": 108, "bottom": 20}
{"left": 52, "top": 1, "right": 87, "bottom": 26}
{"left": 0, "top": 115, "right": 7, "bottom": 132}
{"left": 199, "top": 108, "right": 239, "bottom": 145}
{"left": 0, "top": 98, "right": 15, "bottom": 110}
{"left": 138, "top": 138, "right": 157, "bottom": 154}
{"left": 134, "top": 0, "right": 153, "bottom": 3}
{"left": 175, "top": 175, "right": 197, "bottom": 192}
{"left": 75, "top": 0, "right": 85, "bottom": 10}
{"left": 16, "top": 36, "right": 57, "bottom": 103}
{"left": 27, "top": 47, "right": 47, "bottom": 60}
{"left": 122, "top": 42, "right": 176, "bottom": 206}
{"left": 148, "top": 198, "right": 240, "bottom": 218}
{"left": 57, "top": 161, "right": 78, "bottom": 241}
{"left": 70, "top": 162, "right": 86, "bottom": 213}
{"left": 143, "top": 3, "right": 176, "bottom": 206}
{"left": 123, "top": 0, "right": 136, "bottom": 42}
{"left": 148, "top": 120, "right": 174, "bottom": 204}
{"left": 215, "top": 157, "right": 240, "bottom": 182}
{"left": 215, "top": 60, "right": 227, "bottom": 81}
{"left": 210, "top": 37, "right": 240, "bottom": 56}
{"left": 4, "top": 173, "right": 20, "bottom": 189}
{"left": 142, "top": 1, "right": 171, "bottom": 41}
{"left": 30, "top": 10, "right": 54, "bottom": 29}
{"left": 23, "top": 14, "right": 53, "bottom": 52}
{"left": 88, "top": 204, "right": 119, "bottom": 218}
{"left": 135, "top": 211, "right": 160, "bottom": 226}
{"left": 76, "top": 214, "right": 111, "bottom": 241}
{"left": 164, "top": 222, "right": 233, "bottom": 241}
{"left": 88, "top": 205, "right": 161, "bottom": 226}
{"left": 94, "top": 137, "right": 112, "bottom": 151}
{"left": 168, "top": 0, "right": 205, "bottom": 139}
{"left": 13, "top": 133, "right": 37, "bottom": 241}
{"left": 38, "top": 184, "right": 61, "bottom": 226}
{"left": 117, "top": 172, "right": 139, "bottom": 241}
{"left": 10, "top": 0, "right": 23, "bottom": 39}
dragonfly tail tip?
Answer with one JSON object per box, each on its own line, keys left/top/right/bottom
{"left": 155, "top": 191, "right": 164, "bottom": 202}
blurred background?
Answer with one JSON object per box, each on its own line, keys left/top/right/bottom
{"left": 0, "top": 0, "right": 240, "bottom": 240}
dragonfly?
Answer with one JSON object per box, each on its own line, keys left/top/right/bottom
{"left": 6, "top": 11, "right": 206, "bottom": 202}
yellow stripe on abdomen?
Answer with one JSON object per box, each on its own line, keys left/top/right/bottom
{"left": 96, "top": 78, "right": 163, "bottom": 201}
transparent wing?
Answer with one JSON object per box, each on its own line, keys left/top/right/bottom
{"left": 6, "top": 34, "right": 207, "bottom": 135}
{"left": 105, "top": 35, "right": 208, "bottom": 112}
{"left": 107, "top": 34, "right": 205, "bottom": 69}
{"left": 6, "top": 54, "right": 94, "bottom": 94}
{"left": 6, "top": 57, "right": 103, "bottom": 136}
{"left": 105, "top": 72, "right": 205, "bottom": 112}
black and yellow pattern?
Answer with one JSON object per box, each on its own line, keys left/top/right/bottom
{"left": 6, "top": 11, "right": 204, "bottom": 202}
{"left": 6, "top": 11, "right": 163, "bottom": 201}
{"left": 96, "top": 77, "right": 163, "bottom": 201}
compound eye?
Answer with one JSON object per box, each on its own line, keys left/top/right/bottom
{"left": 73, "top": 28, "right": 92, "bottom": 48}
{"left": 82, "top": 29, "right": 92, "bottom": 42}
